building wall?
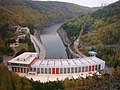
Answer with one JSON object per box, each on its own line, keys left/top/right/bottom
{"left": 8, "top": 66, "right": 29, "bottom": 73}
{"left": 7, "top": 53, "right": 40, "bottom": 74}
{"left": 31, "top": 63, "right": 104, "bottom": 74}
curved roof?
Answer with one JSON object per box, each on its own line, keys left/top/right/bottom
{"left": 88, "top": 51, "right": 97, "bottom": 55}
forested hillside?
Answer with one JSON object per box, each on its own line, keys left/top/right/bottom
{"left": 62, "top": 1, "right": 120, "bottom": 68}
{"left": 0, "top": 0, "right": 92, "bottom": 28}
{"left": 0, "top": 0, "right": 92, "bottom": 60}
{"left": 0, "top": 66, "right": 120, "bottom": 90}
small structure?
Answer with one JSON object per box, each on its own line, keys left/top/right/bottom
{"left": 88, "top": 51, "right": 97, "bottom": 56}
{"left": 10, "top": 43, "right": 19, "bottom": 48}
{"left": 17, "top": 34, "right": 26, "bottom": 39}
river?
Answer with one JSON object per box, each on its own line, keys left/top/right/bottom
{"left": 40, "top": 23, "right": 68, "bottom": 59}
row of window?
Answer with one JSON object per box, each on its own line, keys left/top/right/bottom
{"left": 11, "top": 67, "right": 28, "bottom": 73}
{"left": 32, "top": 65, "right": 101, "bottom": 74}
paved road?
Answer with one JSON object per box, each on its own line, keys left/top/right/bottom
{"left": 30, "top": 35, "right": 46, "bottom": 59}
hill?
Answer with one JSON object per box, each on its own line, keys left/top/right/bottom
{"left": 0, "top": 0, "right": 92, "bottom": 28}
{"left": 0, "top": 0, "right": 92, "bottom": 58}
{"left": 62, "top": 1, "right": 120, "bottom": 68}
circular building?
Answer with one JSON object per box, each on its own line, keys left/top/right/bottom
{"left": 88, "top": 51, "right": 97, "bottom": 56}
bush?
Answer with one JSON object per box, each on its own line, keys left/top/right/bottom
{"left": 5, "top": 47, "right": 15, "bottom": 56}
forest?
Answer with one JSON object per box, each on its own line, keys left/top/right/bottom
{"left": 62, "top": 1, "right": 120, "bottom": 69}
{"left": 0, "top": 0, "right": 92, "bottom": 62}
{"left": 0, "top": 66, "right": 120, "bottom": 90}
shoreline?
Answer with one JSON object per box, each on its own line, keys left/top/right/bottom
{"left": 33, "top": 23, "right": 81, "bottom": 59}
{"left": 57, "top": 28, "right": 71, "bottom": 46}
{"left": 57, "top": 28, "right": 82, "bottom": 58}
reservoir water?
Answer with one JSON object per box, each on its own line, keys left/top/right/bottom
{"left": 41, "top": 23, "right": 68, "bottom": 59}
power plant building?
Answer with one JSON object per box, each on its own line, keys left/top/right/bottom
{"left": 7, "top": 52, "right": 105, "bottom": 75}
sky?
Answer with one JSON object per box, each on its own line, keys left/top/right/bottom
{"left": 32, "top": 0, "right": 119, "bottom": 7}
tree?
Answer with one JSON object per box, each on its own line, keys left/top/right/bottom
{"left": 5, "top": 47, "right": 15, "bottom": 56}
{"left": 15, "top": 48, "right": 26, "bottom": 57}
{"left": 0, "top": 53, "right": 3, "bottom": 63}
{"left": 27, "top": 23, "right": 35, "bottom": 35}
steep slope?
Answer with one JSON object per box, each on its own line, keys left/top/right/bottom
{"left": 62, "top": 1, "right": 120, "bottom": 68}
{"left": 62, "top": 1, "right": 120, "bottom": 44}
{"left": 0, "top": 0, "right": 92, "bottom": 28}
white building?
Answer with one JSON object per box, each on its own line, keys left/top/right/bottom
{"left": 8, "top": 52, "right": 105, "bottom": 75}
{"left": 7, "top": 52, "right": 39, "bottom": 73}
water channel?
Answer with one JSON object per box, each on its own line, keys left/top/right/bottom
{"left": 40, "top": 23, "right": 68, "bottom": 59}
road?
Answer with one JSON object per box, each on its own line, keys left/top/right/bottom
{"left": 73, "top": 28, "right": 87, "bottom": 58}
{"left": 30, "top": 34, "right": 46, "bottom": 59}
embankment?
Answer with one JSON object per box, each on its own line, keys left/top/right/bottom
{"left": 58, "top": 28, "right": 81, "bottom": 58}
{"left": 57, "top": 28, "right": 71, "bottom": 46}
{"left": 30, "top": 29, "right": 46, "bottom": 59}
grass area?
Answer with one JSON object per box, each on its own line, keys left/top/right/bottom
{"left": 15, "top": 43, "right": 28, "bottom": 51}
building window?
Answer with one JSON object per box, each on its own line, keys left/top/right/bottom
{"left": 85, "top": 66, "right": 88, "bottom": 72}
{"left": 64, "top": 68, "right": 66, "bottom": 74}
{"left": 75, "top": 67, "right": 77, "bottom": 73}
{"left": 68, "top": 68, "right": 70, "bottom": 73}
{"left": 95, "top": 65, "right": 97, "bottom": 70}
{"left": 82, "top": 67, "right": 84, "bottom": 72}
{"left": 24, "top": 68, "right": 26, "bottom": 73}
{"left": 98, "top": 64, "right": 101, "bottom": 70}
{"left": 49, "top": 68, "right": 51, "bottom": 74}
{"left": 12, "top": 67, "right": 14, "bottom": 72}
{"left": 34, "top": 68, "right": 36, "bottom": 72}
{"left": 78, "top": 67, "right": 81, "bottom": 73}
{"left": 37, "top": 68, "right": 40, "bottom": 74}
{"left": 60, "top": 68, "right": 62, "bottom": 74}
{"left": 15, "top": 67, "right": 17, "bottom": 72}
{"left": 71, "top": 67, "right": 74, "bottom": 73}
{"left": 45, "top": 68, "right": 47, "bottom": 74}
{"left": 41, "top": 68, "right": 44, "bottom": 74}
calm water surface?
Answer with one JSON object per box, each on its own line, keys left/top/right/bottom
{"left": 41, "top": 23, "right": 68, "bottom": 59}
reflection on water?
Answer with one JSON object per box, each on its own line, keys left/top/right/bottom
{"left": 41, "top": 23, "right": 68, "bottom": 59}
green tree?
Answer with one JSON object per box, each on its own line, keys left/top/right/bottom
{"left": 15, "top": 48, "right": 26, "bottom": 57}
{"left": 0, "top": 53, "right": 3, "bottom": 63}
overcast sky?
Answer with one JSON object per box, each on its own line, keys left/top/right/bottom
{"left": 32, "top": 0, "right": 118, "bottom": 7}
